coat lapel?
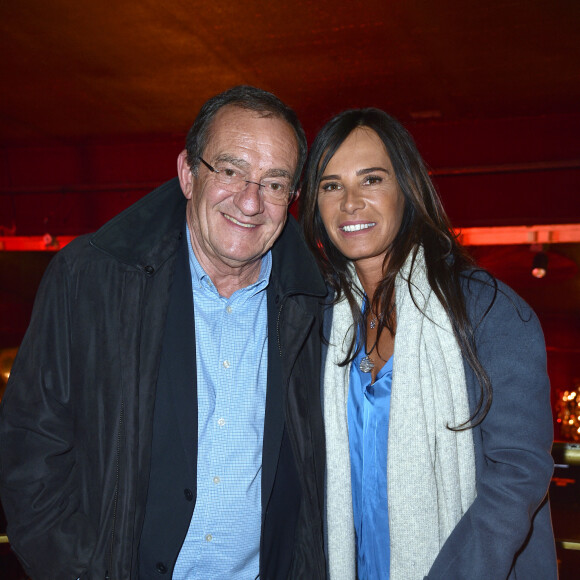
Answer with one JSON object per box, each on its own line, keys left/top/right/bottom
{"left": 165, "top": 236, "right": 198, "bottom": 478}
{"left": 261, "top": 287, "right": 286, "bottom": 514}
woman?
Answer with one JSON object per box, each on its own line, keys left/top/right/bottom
{"left": 300, "top": 109, "right": 557, "bottom": 579}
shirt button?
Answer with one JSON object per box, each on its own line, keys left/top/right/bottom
{"left": 226, "top": 306, "right": 233, "bottom": 314}
{"left": 155, "top": 562, "right": 168, "bottom": 574}
{"left": 213, "top": 476, "right": 220, "bottom": 484}
{"left": 184, "top": 488, "right": 193, "bottom": 501}
{"left": 218, "top": 418, "right": 226, "bottom": 427}
{"left": 205, "top": 533, "right": 213, "bottom": 542}
{"left": 223, "top": 360, "right": 230, "bottom": 369}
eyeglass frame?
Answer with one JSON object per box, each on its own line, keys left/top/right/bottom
{"left": 196, "top": 156, "right": 297, "bottom": 206}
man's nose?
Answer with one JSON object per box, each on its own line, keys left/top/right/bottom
{"left": 235, "top": 180, "right": 264, "bottom": 214}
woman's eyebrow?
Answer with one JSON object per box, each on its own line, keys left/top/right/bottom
{"left": 320, "top": 166, "right": 391, "bottom": 182}
{"left": 356, "top": 166, "right": 390, "bottom": 176}
{"left": 320, "top": 174, "right": 340, "bottom": 182}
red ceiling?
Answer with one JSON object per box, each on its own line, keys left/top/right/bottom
{"left": 1, "top": 0, "right": 579, "bottom": 230}
{"left": 1, "top": 1, "right": 579, "bottom": 142}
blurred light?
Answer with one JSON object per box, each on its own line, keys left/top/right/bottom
{"left": 0, "top": 348, "right": 18, "bottom": 403}
{"left": 531, "top": 251, "right": 548, "bottom": 278}
{"left": 557, "top": 386, "right": 580, "bottom": 442}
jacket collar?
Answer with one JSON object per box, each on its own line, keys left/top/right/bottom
{"left": 270, "top": 215, "right": 327, "bottom": 299}
{"left": 89, "top": 177, "right": 326, "bottom": 299}
{"left": 89, "top": 178, "right": 186, "bottom": 271}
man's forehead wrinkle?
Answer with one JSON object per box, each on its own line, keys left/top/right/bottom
{"left": 209, "top": 139, "right": 296, "bottom": 174}
{"left": 200, "top": 107, "right": 299, "bottom": 187}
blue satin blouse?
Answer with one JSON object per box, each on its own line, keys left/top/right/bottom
{"left": 348, "top": 342, "right": 393, "bottom": 579}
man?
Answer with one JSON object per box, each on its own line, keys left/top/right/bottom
{"left": 0, "top": 86, "right": 327, "bottom": 579}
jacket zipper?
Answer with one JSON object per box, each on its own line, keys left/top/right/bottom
{"left": 105, "top": 399, "right": 125, "bottom": 580}
{"left": 276, "top": 299, "right": 285, "bottom": 357}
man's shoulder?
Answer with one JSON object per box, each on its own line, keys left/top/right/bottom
{"left": 51, "top": 233, "right": 98, "bottom": 269}
{"left": 40, "top": 234, "right": 128, "bottom": 289}
{"left": 49, "top": 177, "right": 185, "bottom": 275}
{"left": 90, "top": 177, "right": 184, "bottom": 257}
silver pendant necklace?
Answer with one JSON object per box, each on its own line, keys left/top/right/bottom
{"left": 358, "top": 297, "right": 381, "bottom": 373}
{"left": 359, "top": 341, "right": 377, "bottom": 373}
{"left": 361, "top": 307, "right": 381, "bottom": 372}
{"left": 359, "top": 353, "right": 375, "bottom": 373}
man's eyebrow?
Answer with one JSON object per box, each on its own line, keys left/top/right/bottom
{"left": 214, "top": 154, "right": 251, "bottom": 169}
{"left": 213, "top": 155, "right": 292, "bottom": 179}
{"left": 262, "top": 168, "right": 292, "bottom": 180}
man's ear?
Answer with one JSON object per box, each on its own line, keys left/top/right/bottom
{"left": 177, "top": 150, "right": 194, "bottom": 199}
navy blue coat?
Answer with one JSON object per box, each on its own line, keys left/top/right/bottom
{"left": 426, "top": 272, "right": 557, "bottom": 579}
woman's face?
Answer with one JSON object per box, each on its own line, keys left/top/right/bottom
{"left": 317, "top": 127, "right": 405, "bottom": 270}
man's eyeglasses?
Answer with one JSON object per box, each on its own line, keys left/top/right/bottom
{"left": 197, "top": 157, "right": 296, "bottom": 206}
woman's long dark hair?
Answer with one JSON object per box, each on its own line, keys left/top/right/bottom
{"left": 300, "top": 108, "right": 495, "bottom": 427}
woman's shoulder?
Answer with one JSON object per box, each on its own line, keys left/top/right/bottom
{"left": 461, "top": 268, "right": 536, "bottom": 320}
{"left": 460, "top": 267, "right": 512, "bottom": 297}
{"left": 458, "top": 268, "right": 541, "bottom": 338}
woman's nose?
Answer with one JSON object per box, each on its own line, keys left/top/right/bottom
{"left": 340, "top": 186, "right": 365, "bottom": 213}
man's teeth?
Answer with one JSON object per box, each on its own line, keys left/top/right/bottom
{"left": 224, "top": 214, "right": 255, "bottom": 228}
{"left": 341, "top": 223, "right": 375, "bottom": 232}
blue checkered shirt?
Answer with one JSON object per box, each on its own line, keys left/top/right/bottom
{"left": 172, "top": 230, "right": 270, "bottom": 579}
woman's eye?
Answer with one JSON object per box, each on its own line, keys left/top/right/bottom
{"left": 365, "top": 176, "right": 382, "bottom": 186}
{"left": 320, "top": 182, "right": 341, "bottom": 193}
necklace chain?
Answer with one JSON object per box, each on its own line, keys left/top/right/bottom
{"left": 369, "top": 310, "right": 382, "bottom": 329}
{"left": 361, "top": 304, "right": 382, "bottom": 373}
{"left": 360, "top": 315, "right": 379, "bottom": 373}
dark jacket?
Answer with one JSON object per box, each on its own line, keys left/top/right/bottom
{"left": 0, "top": 178, "right": 328, "bottom": 580}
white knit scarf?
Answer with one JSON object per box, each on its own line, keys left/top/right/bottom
{"left": 324, "top": 247, "right": 476, "bottom": 580}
